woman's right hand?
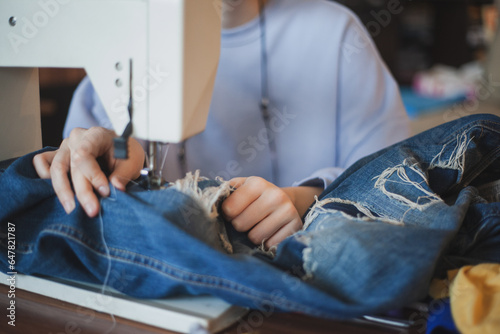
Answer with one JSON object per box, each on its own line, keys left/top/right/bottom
{"left": 32, "top": 127, "right": 145, "bottom": 217}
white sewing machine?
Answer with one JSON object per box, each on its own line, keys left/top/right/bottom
{"left": 0, "top": 2, "right": 250, "bottom": 332}
{"left": 0, "top": 0, "right": 221, "bottom": 185}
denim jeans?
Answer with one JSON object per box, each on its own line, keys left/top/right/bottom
{"left": 1, "top": 114, "right": 500, "bottom": 319}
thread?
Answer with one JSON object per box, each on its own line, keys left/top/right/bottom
{"left": 98, "top": 188, "right": 117, "bottom": 333}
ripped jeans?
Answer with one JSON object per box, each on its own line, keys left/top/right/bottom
{"left": 1, "top": 114, "right": 500, "bottom": 319}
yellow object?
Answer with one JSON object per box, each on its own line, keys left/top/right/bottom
{"left": 429, "top": 271, "right": 455, "bottom": 300}
{"left": 449, "top": 264, "right": 500, "bottom": 334}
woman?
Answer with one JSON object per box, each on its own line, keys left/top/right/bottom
{"left": 43, "top": 0, "right": 409, "bottom": 248}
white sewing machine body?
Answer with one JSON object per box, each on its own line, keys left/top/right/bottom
{"left": 0, "top": 3, "right": 241, "bottom": 331}
{"left": 0, "top": 0, "right": 221, "bottom": 161}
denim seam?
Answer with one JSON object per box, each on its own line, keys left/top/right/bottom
{"left": 436, "top": 120, "right": 500, "bottom": 145}
{"left": 44, "top": 224, "right": 108, "bottom": 254}
{"left": 106, "top": 247, "right": 325, "bottom": 315}
{"left": 119, "top": 254, "right": 327, "bottom": 316}
{"left": 41, "top": 227, "right": 326, "bottom": 316}
{"left": 465, "top": 217, "right": 495, "bottom": 251}
{"left": 425, "top": 121, "right": 500, "bottom": 195}
{"left": 0, "top": 239, "right": 33, "bottom": 254}
{"left": 465, "top": 208, "right": 500, "bottom": 235}
{"left": 449, "top": 146, "right": 500, "bottom": 194}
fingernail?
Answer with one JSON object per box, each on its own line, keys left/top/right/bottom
{"left": 98, "top": 185, "right": 110, "bottom": 197}
{"left": 63, "top": 200, "right": 75, "bottom": 214}
{"left": 111, "top": 179, "right": 125, "bottom": 191}
{"left": 84, "top": 202, "right": 97, "bottom": 217}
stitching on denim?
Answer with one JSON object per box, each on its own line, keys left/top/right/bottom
{"left": 44, "top": 224, "right": 108, "bottom": 253}
{"left": 115, "top": 258, "right": 326, "bottom": 316}
{"left": 39, "top": 228, "right": 326, "bottom": 316}
{"left": 98, "top": 196, "right": 117, "bottom": 333}
{"left": 458, "top": 145, "right": 500, "bottom": 188}
{"left": 435, "top": 120, "right": 500, "bottom": 145}
{"left": 463, "top": 211, "right": 500, "bottom": 252}
{"left": 441, "top": 125, "right": 500, "bottom": 193}
{"left": 0, "top": 234, "right": 33, "bottom": 254}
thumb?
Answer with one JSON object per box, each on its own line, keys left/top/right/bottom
{"left": 109, "top": 160, "right": 143, "bottom": 191}
{"left": 228, "top": 177, "right": 247, "bottom": 189}
{"left": 109, "top": 138, "right": 145, "bottom": 191}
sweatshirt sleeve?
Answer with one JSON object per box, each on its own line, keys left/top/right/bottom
{"left": 63, "top": 77, "right": 113, "bottom": 138}
{"left": 292, "top": 167, "right": 346, "bottom": 189}
{"left": 296, "top": 13, "right": 410, "bottom": 189}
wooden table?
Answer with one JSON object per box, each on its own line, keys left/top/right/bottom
{"left": 0, "top": 285, "right": 427, "bottom": 334}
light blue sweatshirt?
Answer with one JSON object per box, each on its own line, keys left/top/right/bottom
{"left": 64, "top": 0, "right": 410, "bottom": 187}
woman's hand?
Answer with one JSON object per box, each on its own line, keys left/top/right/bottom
{"left": 222, "top": 177, "right": 322, "bottom": 249}
{"left": 32, "top": 127, "right": 144, "bottom": 217}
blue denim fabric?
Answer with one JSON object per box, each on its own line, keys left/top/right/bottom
{"left": 1, "top": 113, "right": 500, "bottom": 319}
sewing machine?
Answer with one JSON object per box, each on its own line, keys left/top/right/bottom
{"left": 0, "top": 2, "right": 247, "bottom": 332}
{"left": 0, "top": 0, "right": 221, "bottom": 185}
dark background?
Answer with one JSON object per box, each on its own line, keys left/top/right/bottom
{"left": 336, "top": 0, "right": 495, "bottom": 83}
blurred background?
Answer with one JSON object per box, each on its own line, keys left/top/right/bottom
{"left": 338, "top": 0, "right": 497, "bottom": 84}
{"left": 38, "top": 0, "right": 500, "bottom": 147}
{"left": 337, "top": 0, "right": 500, "bottom": 133}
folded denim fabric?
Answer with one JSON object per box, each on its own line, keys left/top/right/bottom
{"left": 1, "top": 113, "right": 500, "bottom": 319}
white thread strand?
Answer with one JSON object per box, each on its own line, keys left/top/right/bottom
{"left": 99, "top": 195, "right": 117, "bottom": 333}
